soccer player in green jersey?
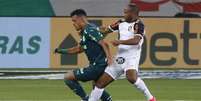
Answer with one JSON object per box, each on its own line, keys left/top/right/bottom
{"left": 54, "top": 9, "right": 112, "bottom": 101}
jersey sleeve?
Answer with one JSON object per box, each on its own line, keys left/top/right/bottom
{"left": 87, "top": 28, "right": 104, "bottom": 42}
{"left": 108, "top": 19, "right": 124, "bottom": 32}
{"left": 133, "top": 21, "right": 145, "bottom": 38}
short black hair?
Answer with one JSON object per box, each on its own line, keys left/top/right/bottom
{"left": 128, "top": 3, "right": 139, "bottom": 15}
{"left": 70, "top": 9, "right": 87, "bottom": 17}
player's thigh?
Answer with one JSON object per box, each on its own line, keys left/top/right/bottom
{"left": 124, "top": 57, "right": 140, "bottom": 83}
{"left": 124, "top": 57, "right": 140, "bottom": 73}
{"left": 95, "top": 72, "right": 114, "bottom": 88}
{"left": 104, "top": 63, "right": 123, "bottom": 80}
{"left": 64, "top": 70, "right": 76, "bottom": 80}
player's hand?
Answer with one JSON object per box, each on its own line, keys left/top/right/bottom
{"left": 107, "top": 56, "right": 113, "bottom": 66}
{"left": 54, "top": 48, "right": 59, "bottom": 54}
{"left": 111, "top": 40, "right": 121, "bottom": 46}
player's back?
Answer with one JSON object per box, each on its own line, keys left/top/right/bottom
{"left": 80, "top": 24, "right": 106, "bottom": 65}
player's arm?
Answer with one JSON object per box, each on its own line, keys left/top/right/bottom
{"left": 111, "top": 35, "right": 142, "bottom": 46}
{"left": 99, "top": 26, "right": 113, "bottom": 35}
{"left": 99, "top": 40, "right": 112, "bottom": 65}
{"left": 111, "top": 22, "right": 144, "bottom": 46}
{"left": 54, "top": 45, "right": 84, "bottom": 54}
{"left": 99, "top": 19, "right": 122, "bottom": 35}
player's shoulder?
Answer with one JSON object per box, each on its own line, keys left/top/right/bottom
{"left": 118, "top": 19, "right": 126, "bottom": 24}
{"left": 120, "top": 19, "right": 144, "bottom": 26}
{"left": 133, "top": 19, "right": 145, "bottom": 36}
{"left": 135, "top": 19, "right": 145, "bottom": 26}
{"left": 85, "top": 24, "right": 99, "bottom": 32}
{"left": 133, "top": 19, "right": 145, "bottom": 31}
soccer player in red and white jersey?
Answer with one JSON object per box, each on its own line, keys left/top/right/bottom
{"left": 88, "top": 3, "right": 156, "bottom": 101}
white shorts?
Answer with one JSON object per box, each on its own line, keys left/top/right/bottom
{"left": 105, "top": 55, "right": 140, "bottom": 80}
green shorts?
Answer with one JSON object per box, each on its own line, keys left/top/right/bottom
{"left": 73, "top": 63, "right": 107, "bottom": 82}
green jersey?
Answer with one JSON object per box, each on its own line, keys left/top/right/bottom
{"left": 80, "top": 24, "right": 106, "bottom": 65}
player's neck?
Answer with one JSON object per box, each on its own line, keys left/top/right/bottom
{"left": 127, "top": 17, "right": 139, "bottom": 23}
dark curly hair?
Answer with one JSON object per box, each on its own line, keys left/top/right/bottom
{"left": 70, "top": 9, "right": 87, "bottom": 17}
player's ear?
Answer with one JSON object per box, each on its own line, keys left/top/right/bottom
{"left": 80, "top": 16, "right": 86, "bottom": 21}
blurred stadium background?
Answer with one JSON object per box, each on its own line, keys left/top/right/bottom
{"left": 0, "top": 0, "right": 201, "bottom": 101}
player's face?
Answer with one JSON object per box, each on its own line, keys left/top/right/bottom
{"left": 123, "top": 7, "right": 136, "bottom": 22}
{"left": 71, "top": 15, "right": 82, "bottom": 31}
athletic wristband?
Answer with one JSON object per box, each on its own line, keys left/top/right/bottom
{"left": 108, "top": 25, "right": 115, "bottom": 32}
{"left": 57, "top": 48, "right": 69, "bottom": 54}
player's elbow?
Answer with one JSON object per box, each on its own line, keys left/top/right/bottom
{"left": 133, "top": 41, "right": 140, "bottom": 45}
{"left": 99, "top": 40, "right": 108, "bottom": 46}
{"left": 104, "top": 41, "right": 109, "bottom": 48}
{"left": 132, "top": 36, "right": 142, "bottom": 45}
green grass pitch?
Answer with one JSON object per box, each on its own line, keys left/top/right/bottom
{"left": 0, "top": 79, "right": 201, "bottom": 101}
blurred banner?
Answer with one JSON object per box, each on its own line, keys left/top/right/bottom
{"left": 0, "top": 0, "right": 55, "bottom": 16}
{"left": 0, "top": 0, "right": 200, "bottom": 17}
{"left": 131, "top": 0, "right": 201, "bottom": 12}
{"left": 50, "top": 18, "right": 201, "bottom": 69}
{"left": 0, "top": 17, "right": 201, "bottom": 68}
{"left": 139, "top": 18, "right": 201, "bottom": 68}
{"left": 0, "top": 18, "right": 50, "bottom": 68}
{"left": 131, "top": 0, "right": 201, "bottom": 17}
{"left": 50, "top": 18, "right": 118, "bottom": 68}
{"left": 49, "top": 0, "right": 201, "bottom": 17}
